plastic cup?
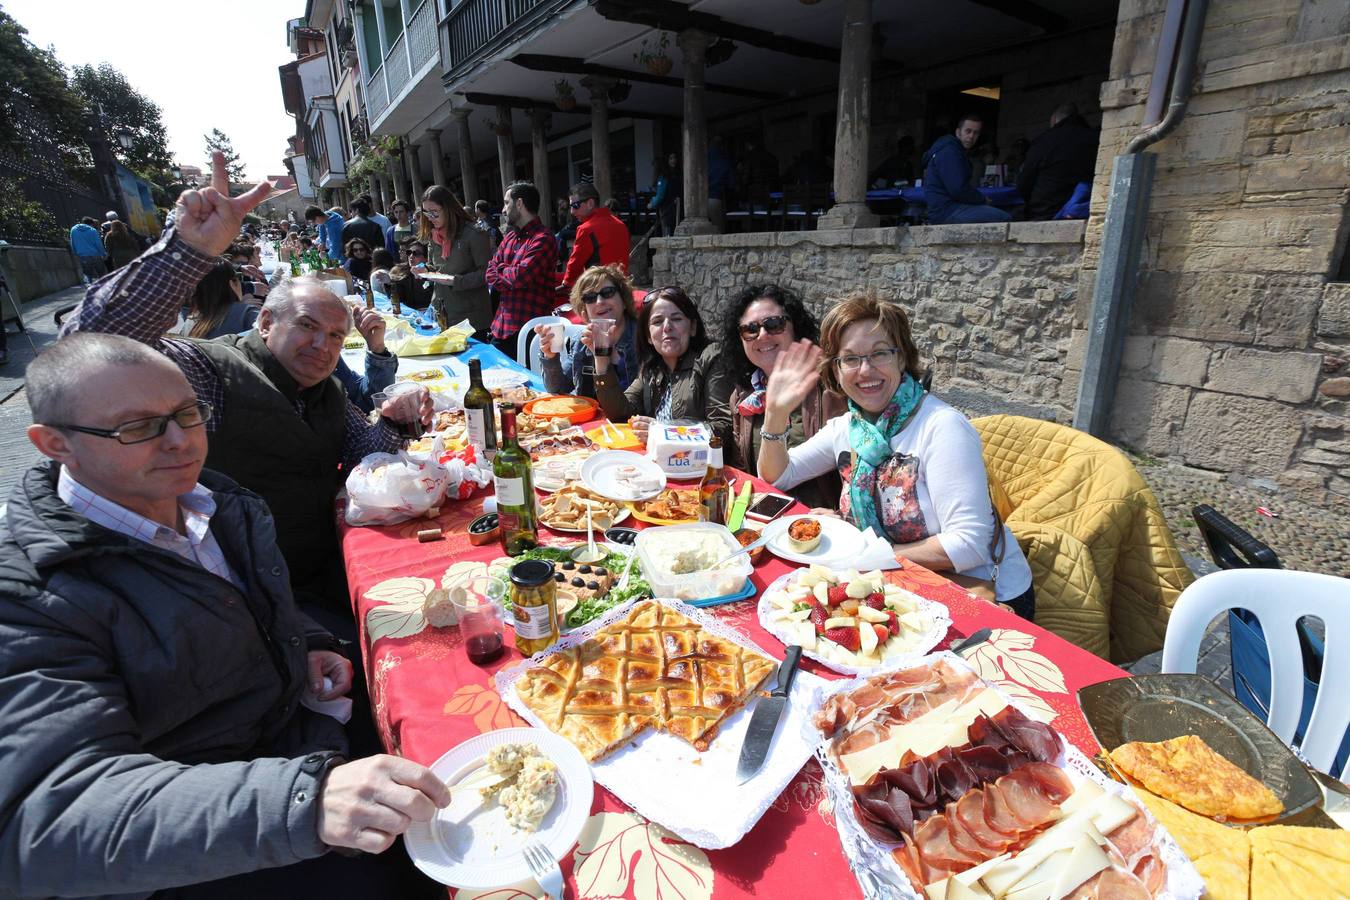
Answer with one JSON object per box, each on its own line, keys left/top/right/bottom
{"left": 542, "top": 322, "right": 567, "bottom": 353}
{"left": 590, "top": 317, "right": 616, "bottom": 357}
{"left": 371, "top": 382, "right": 427, "bottom": 441}
{"left": 452, "top": 593, "right": 505, "bottom": 665}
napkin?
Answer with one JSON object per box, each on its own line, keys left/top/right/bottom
{"left": 301, "top": 676, "right": 353, "bottom": 724}
{"left": 853, "top": 527, "right": 902, "bottom": 571}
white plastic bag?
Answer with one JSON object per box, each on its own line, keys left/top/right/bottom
{"left": 344, "top": 451, "right": 451, "bottom": 526}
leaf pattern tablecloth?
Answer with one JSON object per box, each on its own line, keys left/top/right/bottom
{"left": 340, "top": 465, "right": 1128, "bottom": 899}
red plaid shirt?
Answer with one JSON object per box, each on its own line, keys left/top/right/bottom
{"left": 484, "top": 218, "right": 559, "bottom": 341}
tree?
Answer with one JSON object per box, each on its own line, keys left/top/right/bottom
{"left": 0, "top": 9, "right": 87, "bottom": 162}
{"left": 204, "top": 129, "right": 245, "bottom": 182}
{"left": 70, "top": 63, "right": 172, "bottom": 174}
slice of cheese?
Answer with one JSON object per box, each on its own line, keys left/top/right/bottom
{"left": 946, "top": 878, "right": 992, "bottom": 900}
{"left": 1047, "top": 834, "right": 1111, "bottom": 900}
{"left": 953, "top": 853, "right": 1011, "bottom": 887}
{"left": 925, "top": 879, "right": 950, "bottom": 900}
{"left": 838, "top": 688, "right": 1009, "bottom": 784}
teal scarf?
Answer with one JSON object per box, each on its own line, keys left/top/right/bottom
{"left": 846, "top": 375, "right": 925, "bottom": 535}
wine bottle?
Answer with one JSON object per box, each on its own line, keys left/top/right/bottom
{"left": 494, "top": 403, "right": 538, "bottom": 555}
{"left": 463, "top": 359, "right": 498, "bottom": 462}
{"left": 699, "top": 435, "right": 730, "bottom": 526}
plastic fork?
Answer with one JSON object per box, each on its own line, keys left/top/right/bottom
{"left": 522, "top": 841, "right": 563, "bottom": 899}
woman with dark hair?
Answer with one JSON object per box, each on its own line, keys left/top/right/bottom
{"left": 719, "top": 284, "right": 842, "bottom": 509}
{"left": 180, "top": 258, "right": 259, "bottom": 339}
{"left": 593, "top": 285, "right": 730, "bottom": 446}
{"left": 342, "top": 238, "right": 373, "bottom": 281}
{"left": 102, "top": 220, "right": 140, "bottom": 270}
{"left": 417, "top": 184, "right": 491, "bottom": 333}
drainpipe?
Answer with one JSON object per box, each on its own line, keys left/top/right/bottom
{"left": 1072, "top": 0, "right": 1208, "bottom": 436}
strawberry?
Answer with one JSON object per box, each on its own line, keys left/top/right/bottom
{"left": 863, "top": 593, "right": 886, "bottom": 610}
{"left": 809, "top": 606, "right": 829, "bottom": 634}
{"left": 823, "top": 626, "right": 861, "bottom": 651}
{"left": 873, "top": 624, "right": 890, "bottom": 645}
{"left": 802, "top": 595, "right": 822, "bottom": 609}
{"left": 885, "top": 611, "right": 900, "bottom": 636}
{"left": 826, "top": 585, "right": 848, "bottom": 607}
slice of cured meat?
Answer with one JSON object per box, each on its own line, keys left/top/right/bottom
{"left": 954, "top": 789, "right": 1011, "bottom": 853}
{"left": 945, "top": 805, "right": 990, "bottom": 858}
{"left": 914, "top": 812, "right": 987, "bottom": 872}
{"left": 996, "top": 762, "right": 1073, "bottom": 828}
{"left": 982, "top": 776, "right": 1024, "bottom": 835}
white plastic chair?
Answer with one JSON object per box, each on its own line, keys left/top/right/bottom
{"left": 527, "top": 323, "right": 585, "bottom": 375}
{"left": 516, "top": 315, "right": 566, "bottom": 368}
{"left": 1161, "top": 568, "right": 1350, "bottom": 778}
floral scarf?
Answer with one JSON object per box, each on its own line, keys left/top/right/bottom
{"left": 737, "top": 369, "right": 768, "bottom": 417}
{"left": 846, "top": 374, "right": 925, "bottom": 536}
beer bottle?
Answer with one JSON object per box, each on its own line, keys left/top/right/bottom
{"left": 364, "top": 279, "right": 375, "bottom": 310}
{"left": 463, "top": 359, "right": 498, "bottom": 462}
{"left": 700, "top": 435, "right": 730, "bottom": 525}
{"left": 494, "top": 403, "right": 539, "bottom": 555}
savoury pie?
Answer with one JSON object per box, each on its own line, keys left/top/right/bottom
{"left": 514, "top": 600, "right": 776, "bottom": 761}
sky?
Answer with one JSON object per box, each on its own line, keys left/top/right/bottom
{"left": 7, "top": 0, "right": 301, "bottom": 181}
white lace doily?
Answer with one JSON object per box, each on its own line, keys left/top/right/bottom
{"left": 756, "top": 570, "right": 953, "bottom": 676}
{"left": 495, "top": 596, "right": 828, "bottom": 849}
{"left": 813, "top": 652, "right": 1206, "bottom": 900}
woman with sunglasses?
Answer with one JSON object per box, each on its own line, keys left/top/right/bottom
{"left": 757, "top": 293, "right": 1034, "bottom": 619}
{"left": 720, "top": 284, "right": 843, "bottom": 510}
{"left": 416, "top": 185, "right": 492, "bottom": 335}
{"left": 342, "top": 238, "right": 373, "bottom": 281}
{"left": 536, "top": 264, "right": 640, "bottom": 398}
{"left": 593, "top": 285, "right": 731, "bottom": 447}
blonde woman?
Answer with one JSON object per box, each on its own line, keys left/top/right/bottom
{"left": 535, "top": 264, "right": 639, "bottom": 399}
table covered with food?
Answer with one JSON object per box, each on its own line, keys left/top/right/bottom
{"left": 339, "top": 372, "right": 1348, "bottom": 900}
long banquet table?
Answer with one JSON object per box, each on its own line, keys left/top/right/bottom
{"left": 339, "top": 426, "right": 1130, "bottom": 900}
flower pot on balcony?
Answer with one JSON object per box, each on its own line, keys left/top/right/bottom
{"left": 645, "top": 55, "right": 673, "bottom": 77}
{"left": 607, "top": 80, "right": 632, "bottom": 104}
{"left": 555, "top": 95, "right": 577, "bottom": 111}
{"left": 554, "top": 79, "right": 577, "bottom": 111}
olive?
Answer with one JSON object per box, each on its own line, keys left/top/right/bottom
{"left": 562, "top": 561, "right": 575, "bottom": 570}
{"left": 571, "top": 577, "right": 586, "bottom": 587}
{"left": 578, "top": 565, "right": 592, "bottom": 574}
{"left": 554, "top": 573, "right": 565, "bottom": 582}
{"left": 594, "top": 567, "right": 608, "bottom": 576}
{"left": 586, "top": 580, "right": 600, "bottom": 590}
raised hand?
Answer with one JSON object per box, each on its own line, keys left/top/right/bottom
{"left": 764, "top": 339, "right": 822, "bottom": 423}
{"left": 174, "top": 151, "right": 272, "bottom": 257}
{"left": 353, "top": 306, "right": 387, "bottom": 353}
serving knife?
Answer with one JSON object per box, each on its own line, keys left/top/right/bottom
{"left": 736, "top": 645, "right": 804, "bottom": 783}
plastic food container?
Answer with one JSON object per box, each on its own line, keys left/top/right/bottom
{"left": 634, "top": 522, "right": 752, "bottom": 601}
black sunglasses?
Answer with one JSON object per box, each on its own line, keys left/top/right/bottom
{"left": 738, "top": 314, "right": 790, "bottom": 339}
{"left": 569, "top": 199, "right": 590, "bottom": 210}
{"left": 581, "top": 285, "right": 620, "bottom": 304}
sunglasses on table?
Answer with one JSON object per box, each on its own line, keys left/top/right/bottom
{"left": 53, "top": 401, "right": 213, "bottom": 445}
{"left": 581, "top": 285, "right": 620, "bottom": 304}
{"left": 738, "top": 314, "right": 790, "bottom": 339}
{"left": 832, "top": 347, "right": 901, "bottom": 371}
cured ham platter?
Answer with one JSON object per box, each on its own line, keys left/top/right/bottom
{"left": 811, "top": 654, "right": 1205, "bottom": 900}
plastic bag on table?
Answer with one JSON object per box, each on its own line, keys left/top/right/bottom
{"left": 438, "top": 445, "right": 493, "bottom": 501}
{"left": 344, "top": 450, "right": 451, "bottom": 526}
{"left": 388, "top": 317, "right": 474, "bottom": 357}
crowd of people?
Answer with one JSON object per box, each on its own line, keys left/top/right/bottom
{"left": 5, "top": 145, "right": 1039, "bottom": 896}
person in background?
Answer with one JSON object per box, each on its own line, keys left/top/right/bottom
{"left": 648, "top": 153, "right": 680, "bottom": 236}
{"left": 707, "top": 137, "right": 735, "bottom": 232}
{"left": 757, "top": 293, "right": 1035, "bottom": 617}
{"left": 1017, "top": 102, "right": 1099, "bottom": 220}
{"left": 484, "top": 181, "right": 559, "bottom": 357}
{"left": 537, "top": 264, "right": 640, "bottom": 399}
{"left": 70, "top": 217, "right": 107, "bottom": 284}
{"left": 592, "top": 284, "right": 730, "bottom": 448}
{"left": 921, "top": 113, "right": 1012, "bottom": 225}
{"left": 343, "top": 238, "right": 374, "bottom": 282}
{"left": 336, "top": 306, "right": 397, "bottom": 413}
{"left": 719, "top": 284, "right": 841, "bottom": 510}
{"left": 306, "top": 204, "right": 345, "bottom": 263}
{"left": 474, "top": 199, "right": 502, "bottom": 247}
{"left": 342, "top": 198, "right": 386, "bottom": 255}
{"left": 418, "top": 185, "right": 492, "bottom": 335}
{"left": 384, "top": 199, "right": 414, "bottom": 256}
{"left": 369, "top": 248, "right": 395, "bottom": 298}
{"left": 388, "top": 240, "right": 435, "bottom": 312}
{"left": 870, "top": 135, "right": 919, "bottom": 188}
{"left": 102, "top": 219, "right": 141, "bottom": 270}
{"left": 228, "top": 240, "right": 270, "bottom": 299}
{"left": 179, "top": 258, "right": 260, "bottom": 339}
{"left": 280, "top": 224, "right": 305, "bottom": 262}
{"left": 559, "top": 181, "right": 630, "bottom": 297}
{"left": 362, "top": 194, "right": 391, "bottom": 233}
{"left": 1, "top": 333, "right": 448, "bottom": 898}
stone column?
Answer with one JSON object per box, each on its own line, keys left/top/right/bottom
{"left": 581, "top": 76, "right": 615, "bottom": 203}
{"left": 675, "top": 29, "right": 716, "bottom": 236}
{"left": 370, "top": 176, "right": 385, "bottom": 214}
{"left": 426, "top": 128, "right": 448, "bottom": 188}
{"left": 386, "top": 147, "right": 409, "bottom": 203}
{"left": 529, "top": 109, "right": 553, "bottom": 231}
{"left": 818, "top": 0, "right": 879, "bottom": 229}
{"left": 377, "top": 174, "right": 393, "bottom": 209}
{"left": 452, "top": 108, "right": 477, "bottom": 206}
{"left": 494, "top": 104, "right": 516, "bottom": 198}
{"left": 404, "top": 138, "right": 425, "bottom": 201}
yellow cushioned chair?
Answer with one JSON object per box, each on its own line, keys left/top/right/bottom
{"left": 972, "top": 415, "right": 1194, "bottom": 663}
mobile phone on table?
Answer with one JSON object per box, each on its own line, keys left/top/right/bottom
{"left": 744, "top": 493, "right": 794, "bottom": 523}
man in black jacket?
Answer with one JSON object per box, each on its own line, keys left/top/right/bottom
{"left": 1016, "top": 103, "right": 1099, "bottom": 220}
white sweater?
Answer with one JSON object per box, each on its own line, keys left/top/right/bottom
{"left": 774, "top": 395, "right": 1033, "bottom": 601}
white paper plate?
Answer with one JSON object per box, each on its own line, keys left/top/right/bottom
{"left": 417, "top": 271, "right": 456, "bottom": 283}
{"left": 763, "top": 514, "right": 867, "bottom": 567}
{"left": 579, "top": 450, "right": 667, "bottom": 501}
{"left": 404, "top": 728, "right": 593, "bottom": 889}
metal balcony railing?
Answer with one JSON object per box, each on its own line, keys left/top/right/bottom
{"left": 409, "top": 0, "right": 437, "bottom": 73}
{"left": 385, "top": 32, "right": 411, "bottom": 96}
{"left": 367, "top": 63, "right": 389, "bottom": 118}
{"left": 442, "top": 0, "right": 553, "bottom": 77}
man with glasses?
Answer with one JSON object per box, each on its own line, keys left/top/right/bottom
{"left": 60, "top": 152, "right": 430, "bottom": 635}
{"left": 1, "top": 332, "right": 451, "bottom": 897}
{"left": 484, "top": 181, "right": 559, "bottom": 357}
{"left": 558, "top": 181, "right": 630, "bottom": 298}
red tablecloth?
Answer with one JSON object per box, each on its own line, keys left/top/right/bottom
{"left": 341, "top": 452, "right": 1127, "bottom": 900}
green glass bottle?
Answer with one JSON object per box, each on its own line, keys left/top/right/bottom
{"left": 463, "top": 359, "right": 498, "bottom": 463}
{"left": 493, "top": 402, "right": 538, "bottom": 555}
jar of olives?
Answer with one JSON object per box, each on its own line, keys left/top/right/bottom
{"left": 509, "top": 559, "right": 559, "bottom": 656}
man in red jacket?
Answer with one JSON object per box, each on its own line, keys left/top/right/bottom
{"left": 558, "top": 181, "right": 631, "bottom": 298}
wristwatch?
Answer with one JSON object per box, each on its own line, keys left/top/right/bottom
{"left": 760, "top": 428, "right": 789, "bottom": 443}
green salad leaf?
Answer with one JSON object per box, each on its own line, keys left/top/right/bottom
{"left": 498, "top": 546, "right": 652, "bottom": 628}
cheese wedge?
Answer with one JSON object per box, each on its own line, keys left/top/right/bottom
{"left": 838, "top": 688, "right": 1009, "bottom": 784}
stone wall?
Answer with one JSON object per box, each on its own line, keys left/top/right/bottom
{"left": 1079, "top": 0, "right": 1350, "bottom": 503}
{"left": 1, "top": 245, "right": 81, "bottom": 306}
{"left": 652, "top": 221, "right": 1086, "bottom": 419}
